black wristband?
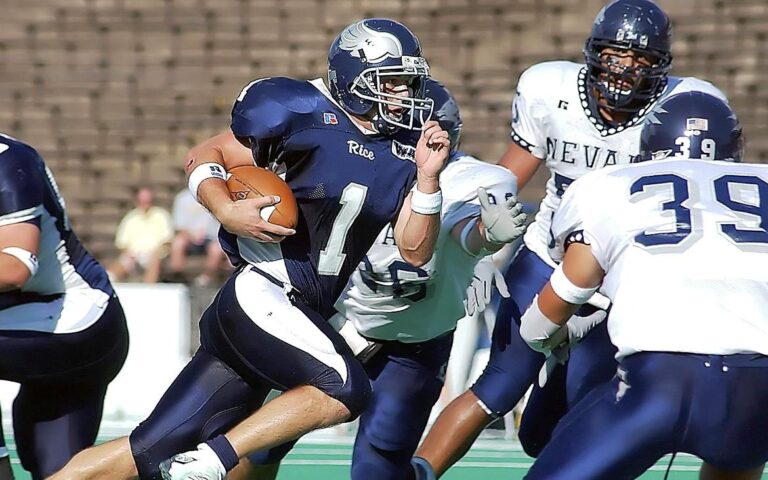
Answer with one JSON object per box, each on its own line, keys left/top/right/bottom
{"left": 206, "top": 435, "right": 239, "bottom": 472}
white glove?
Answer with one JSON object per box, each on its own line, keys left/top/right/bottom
{"left": 478, "top": 188, "right": 528, "bottom": 244}
{"left": 536, "top": 305, "right": 609, "bottom": 387}
{"left": 160, "top": 443, "right": 226, "bottom": 480}
{"left": 465, "top": 257, "right": 510, "bottom": 316}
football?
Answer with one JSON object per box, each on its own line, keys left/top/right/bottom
{"left": 226, "top": 165, "right": 299, "bottom": 229}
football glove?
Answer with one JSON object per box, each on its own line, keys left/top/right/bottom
{"left": 465, "top": 256, "right": 510, "bottom": 316}
{"left": 537, "top": 304, "right": 608, "bottom": 387}
{"left": 477, "top": 187, "right": 527, "bottom": 244}
{"left": 160, "top": 443, "right": 226, "bottom": 480}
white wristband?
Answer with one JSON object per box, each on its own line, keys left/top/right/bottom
{"left": 2, "top": 247, "right": 39, "bottom": 276}
{"left": 520, "top": 295, "right": 564, "bottom": 353}
{"left": 550, "top": 264, "right": 599, "bottom": 305}
{"left": 411, "top": 188, "right": 442, "bottom": 215}
{"left": 188, "top": 163, "right": 227, "bottom": 201}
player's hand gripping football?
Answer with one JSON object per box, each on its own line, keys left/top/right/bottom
{"left": 218, "top": 195, "right": 296, "bottom": 243}
{"left": 414, "top": 120, "right": 451, "bottom": 185}
{"left": 478, "top": 188, "right": 528, "bottom": 244}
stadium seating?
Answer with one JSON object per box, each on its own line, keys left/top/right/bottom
{"left": 0, "top": 0, "right": 765, "bottom": 263}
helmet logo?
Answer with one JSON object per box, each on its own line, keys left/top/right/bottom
{"left": 339, "top": 21, "right": 403, "bottom": 63}
{"left": 616, "top": 25, "right": 649, "bottom": 47}
{"left": 685, "top": 118, "right": 709, "bottom": 136}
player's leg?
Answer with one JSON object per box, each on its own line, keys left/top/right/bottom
{"left": 565, "top": 316, "right": 617, "bottom": 407}
{"left": 227, "top": 458, "right": 281, "bottom": 480}
{"left": 0, "top": 412, "right": 14, "bottom": 480}
{"left": 700, "top": 464, "right": 765, "bottom": 480}
{"left": 518, "top": 307, "right": 616, "bottom": 457}
{"left": 517, "top": 361, "right": 567, "bottom": 457}
{"left": 1, "top": 296, "right": 129, "bottom": 479}
{"left": 415, "top": 246, "right": 553, "bottom": 476}
{"left": 526, "top": 353, "right": 686, "bottom": 480}
{"left": 160, "top": 268, "right": 371, "bottom": 477}
{"left": 51, "top": 347, "right": 269, "bottom": 480}
{"left": 229, "top": 442, "right": 295, "bottom": 480}
{"left": 351, "top": 334, "right": 453, "bottom": 480}
{"left": 687, "top": 355, "right": 768, "bottom": 480}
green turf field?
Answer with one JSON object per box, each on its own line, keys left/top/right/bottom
{"left": 6, "top": 432, "right": 767, "bottom": 479}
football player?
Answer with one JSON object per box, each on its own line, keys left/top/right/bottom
{"left": 160, "top": 79, "right": 527, "bottom": 480}
{"left": 50, "top": 18, "right": 453, "bottom": 480}
{"left": 414, "top": 0, "right": 734, "bottom": 476}
{"left": 0, "top": 133, "right": 129, "bottom": 479}
{"left": 521, "top": 91, "right": 767, "bottom": 480}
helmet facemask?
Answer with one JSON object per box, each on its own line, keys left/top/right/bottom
{"left": 349, "top": 57, "right": 434, "bottom": 133}
{"left": 585, "top": 39, "right": 671, "bottom": 117}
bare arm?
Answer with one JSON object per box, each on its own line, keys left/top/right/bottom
{"left": 0, "top": 223, "right": 40, "bottom": 291}
{"left": 394, "top": 121, "right": 450, "bottom": 267}
{"left": 497, "top": 141, "right": 542, "bottom": 191}
{"left": 185, "top": 131, "right": 295, "bottom": 242}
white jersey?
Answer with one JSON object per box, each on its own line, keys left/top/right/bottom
{"left": 550, "top": 159, "right": 768, "bottom": 359}
{"left": 512, "top": 61, "right": 728, "bottom": 266}
{"left": 0, "top": 134, "right": 112, "bottom": 334}
{"left": 335, "top": 154, "right": 517, "bottom": 343}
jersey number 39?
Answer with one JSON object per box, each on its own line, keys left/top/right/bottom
{"left": 630, "top": 173, "right": 768, "bottom": 249}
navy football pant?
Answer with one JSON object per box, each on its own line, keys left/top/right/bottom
{"left": 519, "top": 319, "right": 617, "bottom": 456}
{"left": 248, "top": 332, "right": 454, "bottom": 480}
{"left": 527, "top": 352, "right": 768, "bottom": 479}
{"left": 0, "top": 295, "right": 128, "bottom": 479}
{"left": 130, "top": 268, "right": 371, "bottom": 480}
{"left": 470, "top": 246, "right": 617, "bottom": 456}
{"left": 470, "top": 246, "right": 552, "bottom": 415}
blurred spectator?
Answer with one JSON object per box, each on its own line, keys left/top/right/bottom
{"left": 108, "top": 188, "right": 173, "bottom": 283}
{"left": 169, "top": 188, "right": 228, "bottom": 287}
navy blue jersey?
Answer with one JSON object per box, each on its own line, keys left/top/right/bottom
{"left": 223, "top": 77, "right": 418, "bottom": 318}
{"left": 0, "top": 134, "right": 112, "bottom": 331}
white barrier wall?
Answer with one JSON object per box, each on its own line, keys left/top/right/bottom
{"left": 0, "top": 283, "right": 193, "bottom": 429}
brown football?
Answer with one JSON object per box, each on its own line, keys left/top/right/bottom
{"left": 225, "top": 165, "right": 298, "bottom": 229}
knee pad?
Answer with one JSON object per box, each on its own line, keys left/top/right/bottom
{"left": 317, "top": 357, "right": 371, "bottom": 420}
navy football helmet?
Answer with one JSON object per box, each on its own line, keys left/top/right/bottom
{"left": 637, "top": 91, "right": 743, "bottom": 163}
{"left": 584, "top": 0, "right": 673, "bottom": 116}
{"left": 328, "top": 19, "right": 433, "bottom": 135}
{"left": 424, "top": 79, "right": 462, "bottom": 153}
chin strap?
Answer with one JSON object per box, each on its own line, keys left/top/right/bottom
{"left": 372, "top": 115, "right": 401, "bottom": 136}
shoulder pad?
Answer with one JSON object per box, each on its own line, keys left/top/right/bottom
{"left": 231, "top": 77, "right": 326, "bottom": 139}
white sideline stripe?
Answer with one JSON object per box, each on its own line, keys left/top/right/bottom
{"left": 287, "top": 448, "right": 530, "bottom": 459}
{"left": 279, "top": 459, "right": 704, "bottom": 472}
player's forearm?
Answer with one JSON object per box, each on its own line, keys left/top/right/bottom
{"left": 185, "top": 133, "right": 252, "bottom": 222}
{"left": 398, "top": 210, "right": 440, "bottom": 267}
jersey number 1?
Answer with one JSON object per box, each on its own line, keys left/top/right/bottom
{"left": 318, "top": 183, "right": 368, "bottom": 276}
